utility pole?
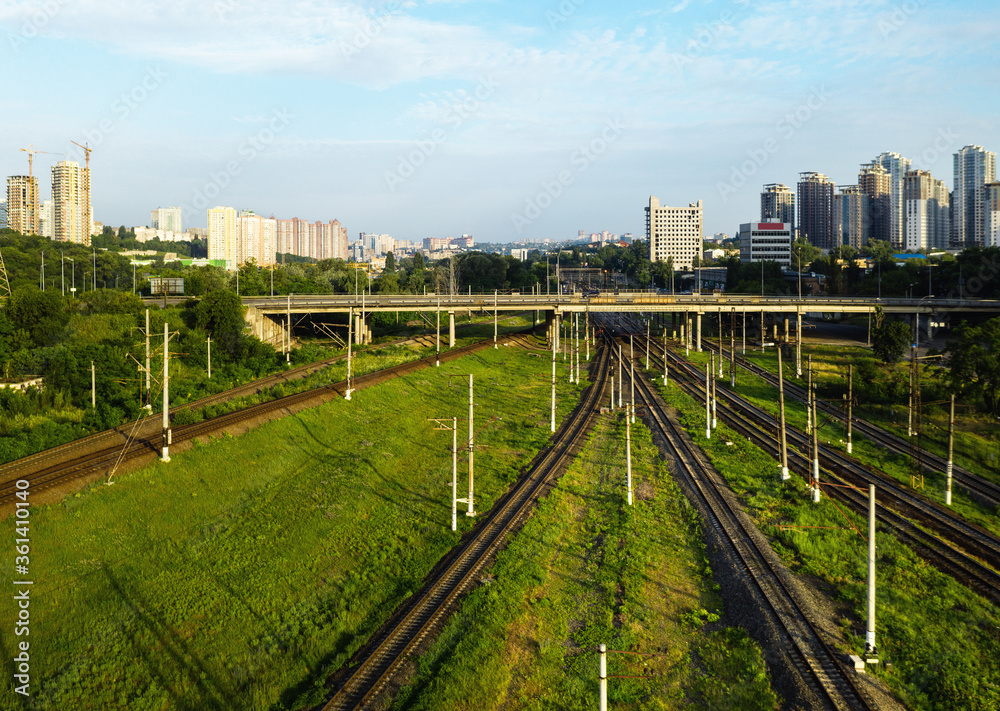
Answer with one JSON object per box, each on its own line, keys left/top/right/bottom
{"left": 207, "top": 336, "right": 212, "bottom": 379}
{"left": 346, "top": 307, "right": 353, "bottom": 400}
{"left": 493, "top": 289, "right": 498, "bottom": 349}
{"left": 610, "top": 355, "right": 615, "bottom": 410}
{"left": 550, "top": 333, "right": 557, "bottom": 433}
{"left": 811, "top": 386, "right": 820, "bottom": 502}
{"left": 908, "top": 346, "right": 915, "bottom": 437}
{"left": 626, "top": 405, "right": 633, "bottom": 506}
{"left": 806, "top": 355, "right": 813, "bottom": 434}
{"left": 796, "top": 312, "right": 802, "bottom": 376}
{"left": 286, "top": 293, "right": 292, "bottom": 364}
{"left": 663, "top": 327, "right": 668, "bottom": 384}
{"left": 467, "top": 374, "right": 475, "bottom": 517}
{"left": 711, "top": 357, "right": 718, "bottom": 429}
{"left": 730, "top": 324, "right": 736, "bottom": 387}
{"left": 645, "top": 321, "right": 650, "bottom": 370}
{"left": 575, "top": 313, "right": 580, "bottom": 384}
{"left": 946, "top": 394, "right": 955, "bottom": 506}
{"left": 705, "top": 363, "right": 711, "bottom": 440}
{"left": 846, "top": 364, "right": 853, "bottom": 454}
{"left": 630, "top": 361, "right": 635, "bottom": 423}
{"left": 144, "top": 309, "right": 151, "bottom": 409}
{"left": 162, "top": 322, "right": 171, "bottom": 462}
{"left": 865, "top": 484, "right": 878, "bottom": 662}
{"left": 599, "top": 644, "right": 608, "bottom": 711}
{"left": 778, "top": 347, "right": 789, "bottom": 480}
{"left": 452, "top": 417, "right": 458, "bottom": 530}
{"left": 617, "top": 346, "right": 623, "bottom": 408}
{"left": 436, "top": 299, "right": 441, "bottom": 367}
{"left": 91, "top": 361, "right": 96, "bottom": 408}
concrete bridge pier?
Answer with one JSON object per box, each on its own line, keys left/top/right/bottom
{"left": 448, "top": 311, "right": 456, "bottom": 347}
{"left": 695, "top": 311, "right": 702, "bottom": 352}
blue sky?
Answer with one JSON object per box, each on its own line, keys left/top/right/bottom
{"left": 2, "top": 0, "right": 997, "bottom": 243}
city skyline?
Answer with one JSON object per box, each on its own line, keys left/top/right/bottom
{"left": 1, "top": 0, "right": 997, "bottom": 242}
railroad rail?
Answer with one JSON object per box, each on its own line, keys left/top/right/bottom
{"left": 628, "top": 324, "right": 1000, "bottom": 607}
{"left": 0, "top": 333, "right": 529, "bottom": 506}
{"left": 612, "top": 328, "right": 876, "bottom": 711}
{"left": 701, "top": 338, "right": 1000, "bottom": 508}
{"left": 317, "top": 342, "right": 612, "bottom": 710}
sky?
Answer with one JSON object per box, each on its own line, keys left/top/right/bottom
{"left": 1, "top": 0, "right": 998, "bottom": 243}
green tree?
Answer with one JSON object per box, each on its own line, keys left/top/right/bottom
{"left": 193, "top": 290, "right": 246, "bottom": 359}
{"left": 384, "top": 252, "right": 396, "bottom": 273}
{"left": 791, "top": 238, "right": 821, "bottom": 272}
{"left": 945, "top": 317, "right": 1000, "bottom": 414}
{"left": 871, "top": 312, "right": 911, "bottom": 364}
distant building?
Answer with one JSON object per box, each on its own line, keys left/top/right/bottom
{"left": 207, "top": 206, "right": 238, "bottom": 270}
{"left": 134, "top": 227, "right": 188, "bottom": 243}
{"left": 858, "top": 162, "right": 891, "bottom": 243}
{"left": 423, "top": 236, "right": 451, "bottom": 252}
{"left": 646, "top": 196, "right": 703, "bottom": 270}
{"left": 151, "top": 206, "right": 183, "bottom": 234}
{"left": 797, "top": 172, "right": 835, "bottom": 250}
{"left": 835, "top": 185, "right": 868, "bottom": 249}
{"left": 738, "top": 222, "right": 792, "bottom": 266}
{"left": 185, "top": 227, "right": 208, "bottom": 239}
{"left": 953, "top": 144, "right": 997, "bottom": 247}
{"left": 52, "top": 160, "right": 91, "bottom": 245}
{"left": 6, "top": 175, "right": 39, "bottom": 235}
{"left": 0, "top": 199, "right": 6, "bottom": 229}
{"left": 987, "top": 182, "right": 1000, "bottom": 248}
{"left": 236, "top": 210, "right": 277, "bottom": 267}
{"left": 274, "top": 217, "right": 347, "bottom": 261}
{"left": 454, "top": 234, "right": 474, "bottom": 248}
{"left": 510, "top": 248, "right": 530, "bottom": 261}
{"left": 39, "top": 199, "right": 54, "bottom": 239}
{"left": 761, "top": 183, "right": 795, "bottom": 229}
{"left": 904, "top": 170, "right": 950, "bottom": 252}
{"left": 873, "top": 151, "right": 912, "bottom": 249}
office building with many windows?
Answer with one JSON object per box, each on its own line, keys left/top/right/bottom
{"left": 953, "top": 144, "right": 997, "bottom": 247}
{"left": 760, "top": 183, "right": 795, "bottom": 230}
{"left": 797, "top": 172, "right": 835, "bottom": 250}
{"left": 904, "top": 170, "right": 950, "bottom": 252}
{"left": 874, "top": 151, "right": 912, "bottom": 249}
{"left": 738, "top": 222, "right": 792, "bottom": 266}
{"left": 646, "top": 196, "right": 702, "bottom": 271}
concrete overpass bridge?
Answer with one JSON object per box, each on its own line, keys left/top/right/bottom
{"left": 238, "top": 291, "right": 1000, "bottom": 354}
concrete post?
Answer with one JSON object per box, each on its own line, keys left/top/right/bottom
{"left": 551, "top": 336, "right": 557, "bottom": 433}
{"left": 847, "top": 364, "right": 853, "bottom": 454}
{"left": 346, "top": 307, "right": 353, "bottom": 400}
{"left": 778, "top": 347, "right": 789, "bottom": 480}
{"left": 91, "top": 360, "right": 96, "bottom": 409}
{"left": 796, "top": 312, "right": 802, "bottom": 376}
{"left": 599, "top": 644, "right": 607, "bottom": 711}
{"left": 448, "top": 310, "right": 456, "bottom": 348}
{"left": 696, "top": 311, "right": 702, "bottom": 352}
{"left": 806, "top": 355, "right": 813, "bottom": 434}
{"left": 705, "top": 363, "right": 711, "bottom": 439}
{"left": 865, "top": 484, "right": 877, "bottom": 660}
{"left": 144, "top": 308, "right": 151, "bottom": 408}
{"left": 645, "top": 321, "right": 650, "bottom": 369}
{"left": 742, "top": 311, "right": 746, "bottom": 355}
{"left": 630, "top": 361, "right": 635, "bottom": 423}
{"left": 207, "top": 336, "right": 212, "bottom": 379}
{"left": 161, "top": 322, "right": 170, "bottom": 462}
{"left": 493, "top": 290, "right": 498, "bottom": 349}
{"left": 436, "top": 301, "right": 440, "bottom": 367}
{"left": 618, "top": 347, "right": 623, "bottom": 408}
{"left": 451, "top": 416, "right": 457, "bottom": 532}
{"left": 626, "top": 406, "right": 633, "bottom": 506}
{"left": 711, "top": 358, "right": 718, "bottom": 429}
{"left": 663, "top": 327, "right": 668, "bottom": 384}
{"left": 946, "top": 394, "right": 955, "bottom": 506}
{"left": 812, "top": 389, "right": 820, "bottom": 502}
{"left": 467, "top": 374, "right": 475, "bottom": 517}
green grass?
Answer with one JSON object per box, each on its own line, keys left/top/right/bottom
{"left": 0, "top": 346, "right": 588, "bottom": 711}
{"left": 652, "top": 367, "right": 1000, "bottom": 711}
{"left": 391, "top": 411, "right": 779, "bottom": 710}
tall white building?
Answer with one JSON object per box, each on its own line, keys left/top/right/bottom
{"left": 953, "top": 145, "right": 997, "bottom": 247}
{"left": 646, "top": 196, "right": 703, "bottom": 270}
{"left": 987, "top": 182, "right": 1000, "bottom": 248}
{"left": 39, "top": 199, "right": 54, "bottom": 239}
{"left": 208, "top": 206, "right": 238, "bottom": 270}
{"left": 904, "top": 170, "right": 950, "bottom": 252}
{"left": 51, "top": 160, "right": 90, "bottom": 245}
{"left": 151, "top": 206, "right": 183, "bottom": 234}
{"left": 874, "top": 151, "right": 912, "bottom": 249}
{"left": 5, "top": 176, "right": 38, "bottom": 235}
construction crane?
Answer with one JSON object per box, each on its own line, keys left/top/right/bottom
{"left": 70, "top": 140, "right": 91, "bottom": 171}
{"left": 19, "top": 144, "right": 61, "bottom": 178}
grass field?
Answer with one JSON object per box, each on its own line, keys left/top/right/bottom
{"left": 0, "top": 345, "right": 585, "bottom": 711}
{"left": 392, "top": 411, "right": 779, "bottom": 710}
{"left": 651, "top": 366, "right": 1000, "bottom": 711}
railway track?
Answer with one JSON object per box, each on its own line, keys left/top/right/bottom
{"left": 627, "top": 325, "right": 1000, "bottom": 607}
{"left": 614, "top": 330, "right": 876, "bottom": 711}
{"left": 316, "top": 342, "right": 611, "bottom": 710}
{"left": 0, "top": 333, "right": 532, "bottom": 506}
{"left": 700, "top": 337, "right": 1000, "bottom": 508}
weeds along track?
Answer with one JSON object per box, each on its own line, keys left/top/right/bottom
{"left": 316, "top": 344, "right": 612, "bottom": 711}
{"left": 701, "top": 338, "right": 1000, "bottom": 508}
{"left": 0, "top": 332, "right": 536, "bottom": 506}
{"left": 628, "top": 325, "right": 1000, "bottom": 607}
{"left": 614, "top": 332, "right": 876, "bottom": 711}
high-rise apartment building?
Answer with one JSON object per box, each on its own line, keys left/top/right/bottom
{"left": 151, "top": 206, "right": 183, "bottom": 234}
{"left": 236, "top": 210, "right": 276, "bottom": 267}
{"left": 6, "top": 175, "right": 39, "bottom": 235}
{"left": 797, "top": 172, "right": 835, "bottom": 250}
{"left": 646, "top": 196, "right": 703, "bottom": 270}
{"left": 52, "top": 161, "right": 90, "bottom": 245}
{"left": 858, "top": 162, "right": 891, "bottom": 244}
{"left": 0, "top": 199, "right": 6, "bottom": 230}
{"left": 904, "top": 170, "right": 950, "bottom": 252}
{"left": 274, "top": 217, "right": 347, "bottom": 261}
{"left": 953, "top": 145, "right": 997, "bottom": 247}
{"left": 760, "top": 183, "right": 795, "bottom": 230}
{"left": 986, "top": 182, "right": 1000, "bottom": 248}
{"left": 39, "top": 199, "right": 54, "bottom": 239}
{"left": 208, "top": 206, "right": 238, "bottom": 270}
{"left": 834, "top": 185, "right": 868, "bottom": 249}
{"left": 873, "top": 151, "right": 912, "bottom": 249}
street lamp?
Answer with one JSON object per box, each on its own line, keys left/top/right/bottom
{"left": 92, "top": 247, "right": 97, "bottom": 291}
{"left": 906, "top": 282, "right": 918, "bottom": 299}
{"left": 67, "top": 258, "right": 75, "bottom": 296}
{"left": 39, "top": 250, "right": 45, "bottom": 291}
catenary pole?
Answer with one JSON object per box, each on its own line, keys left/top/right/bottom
{"left": 162, "top": 322, "right": 170, "bottom": 462}
{"left": 778, "top": 347, "right": 789, "bottom": 480}
{"left": 865, "top": 484, "right": 878, "bottom": 660}
{"left": 467, "top": 374, "right": 475, "bottom": 516}
{"left": 946, "top": 394, "right": 955, "bottom": 505}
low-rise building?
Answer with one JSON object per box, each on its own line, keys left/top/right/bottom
{"left": 738, "top": 222, "right": 792, "bottom": 266}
